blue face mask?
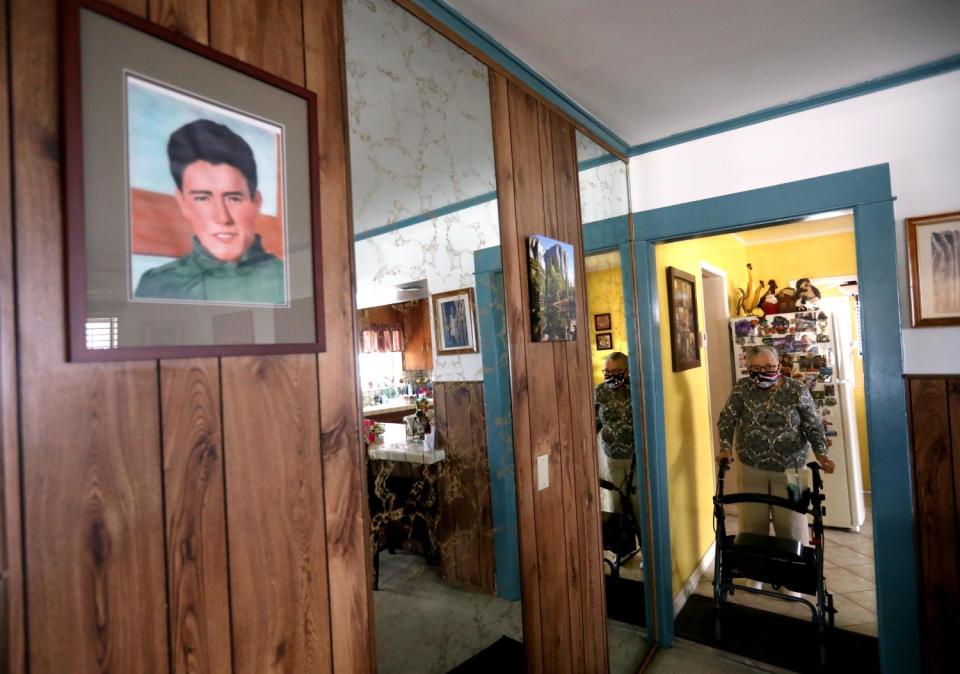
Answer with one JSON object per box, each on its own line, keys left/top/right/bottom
{"left": 749, "top": 370, "right": 780, "bottom": 389}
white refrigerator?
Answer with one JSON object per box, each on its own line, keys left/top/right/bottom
{"left": 729, "top": 310, "right": 866, "bottom": 530}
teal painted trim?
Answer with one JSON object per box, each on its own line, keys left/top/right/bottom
{"left": 630, "top": 165, "right": 921, "bottom": 672}
{"left": 474, "top": 249, "right": 521, "bottom": 601}
{"left": 633, "top": 165, "right": 890, "bottom": 240}
{"left": 407, "top": 0, "right": 629, "bottom": 155}
{"left": 353, "top": 191, "right": 497, "bottom": 242}
{"left": 578, "top": 153, "right": 621, "bottom": 172}
{"left": 632, "top": 239, "right": 675, "bottom": 643}
{"left": 852, "top": 199, "right": 921, "bottom": 673}
{"left": 583, "top": 214, "right": 630, "bottom": 253}
{"left": 474, "top": 245, "right": 503, "bottom": 274}
{"left": 630, "top": 52, "right": 960, "bottom": 155}
{"left": 617, "top": 241, "right": 657, "bottom": 637}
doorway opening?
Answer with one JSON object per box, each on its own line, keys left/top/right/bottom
{"left": 655, "top": 213, "right": 879, "bottom": 671}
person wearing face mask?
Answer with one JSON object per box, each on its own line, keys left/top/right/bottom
{"left": 595, "top": 352, "right": 636, "bottom": 516}
{"left": 717, "top": 345, "right": 835, "bottom": 544}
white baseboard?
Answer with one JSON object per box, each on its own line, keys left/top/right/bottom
{"left": 673, "top": 545, "right": 715, "bottom": 616}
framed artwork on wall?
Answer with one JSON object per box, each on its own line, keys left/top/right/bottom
{"left": 666, "top": 266, "right": 701, "bottom": 371}
{"left": 62, "top": 0, "right": 324, "bottom": 361}
{"left": 431, "top": 288, "right": 479, "bottom": 355}
{"left": 906, "top": 211, "right": 960, "bottom": 327}
{"left": 527, "top": 234, "right": 577, "bottom": 341}
{"left": 594, "top": 313, "right": 612, "bottom": 331}
{"left": 595, "top": 332, "right": 613, "bottom": 351}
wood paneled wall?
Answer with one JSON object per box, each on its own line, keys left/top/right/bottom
{"left": 1, "top": 0, "right": 374, "bottom": 672}
{"left": 490, "top": 72, "right": 608, "bottom": 674}
{"left": 434, "top": 381, "right": 495, "bottom": 593}
{"left": 906, "top": 376, "right": 960, "bottom": 674}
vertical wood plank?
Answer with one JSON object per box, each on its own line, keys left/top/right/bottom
{"left": 468, "top": 383, "right": 496, "bottom": 592}
{"left": 509, "top": 84, "right": 573, "bottom": 674}
{"left": 303, "top": 0, "right": 375, "bottom": 670}
{"left": 160, "top": 359, "right": 232, "bottom": 674}
{"left": 949, "top": 380, "right": 960, "bottom": 547}
{"left": 436, "top": 382, "right": 495, "bottom": 593}
{"left": 150, "top": 0, "right": 209, "bottom": 42}
{"left": 13, "top": 0, "right": 168, "bottom": 672}
{"left": 222, "top": 355, "right": 332, "bottom": 673}
{"left": 145, "top": 4, "right": 229, "bottom": 673}
{"left": 908, "top": 378, "right": 959, "bottom": 674}
{"left": 210, "top": 2, "right": 333, "bottom": 672}
{"left": 536, "top": 102, "right": 585, "bottom": 674}
{"left": 0, "top": 0, "right": 25, "bottom": 668}
{"left": 210, "top": 0, "right": 305, "bottom": 85}
{"left": 489, "top": 71, "right": 543, "bottom": 674}
{"left": 551, "top": 113, "right": 608, "bottom": 673}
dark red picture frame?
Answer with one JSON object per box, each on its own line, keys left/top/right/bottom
{"left": 666, "top": 266, "right": 701, "bottom": 372}
{"left": 61, "top": 0, "right": 325, "bottom": 361}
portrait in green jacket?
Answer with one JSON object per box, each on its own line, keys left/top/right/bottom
{"left": 134, "top": 118, "right": 286, "bottom": 305}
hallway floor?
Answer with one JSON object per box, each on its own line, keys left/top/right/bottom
{"left": 646, "top": 639, "right": 794, "bottom": 673}
{"left": 373, "top": 553, "right": 523, "bottom": 674}
{"left": 692, "top": 496, "right": 877, "bottom": 636}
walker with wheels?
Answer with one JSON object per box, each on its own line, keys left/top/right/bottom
{"left": 712, "top": 458, "right": 836, "bottom": 666}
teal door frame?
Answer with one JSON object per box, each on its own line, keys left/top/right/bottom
{"left": 584, "top": 214, "right": 657, "bottom": 637}
{"left": 474, "top": 247, "right": 522, "bottom": 601}
{"left": 631, "top": 164, "right": 920, "bottom": 672}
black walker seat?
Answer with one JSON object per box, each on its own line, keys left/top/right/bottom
{"left": 712, "top": 459, "right": 836, "bottom": 666}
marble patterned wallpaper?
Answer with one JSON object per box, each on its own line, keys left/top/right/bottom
{"left": 354, "top": 199, "right": 501, "bottom": 381}
{"left": 576, "top": 130, "right": 630, "bottom": 225}
{"left": 343, "top": 0, "right": 497, "bottom": 235}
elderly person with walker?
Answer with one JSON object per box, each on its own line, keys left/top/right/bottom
{"left": 717, "top": 345, "right": 835, "bottom": 545}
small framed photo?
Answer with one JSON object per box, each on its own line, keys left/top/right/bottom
{"left": 595, "top": 332, "right": 613, "bottom": 351}
{"left": 666, "top": 266, "right": 701, "bottom": 372}
{"left": 62, "top": 0, "right": 324, "bottom": 361}
{"left": 906, "top": 211, "right": 960, "bottom": 327}
{"left": 431, "top": 288, "right": 479, "bottom": 355}
{"left": 527, "top": 235, "right": 577, "bottom": 341}
{"left": 594, "top": 313, "right": 612, "bottom": 331}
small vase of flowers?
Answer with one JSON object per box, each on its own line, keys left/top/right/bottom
{"left": 363, "top": 419, "right": 385, "bottom": 446}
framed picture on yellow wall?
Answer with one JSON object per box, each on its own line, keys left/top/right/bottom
{"left": 595, "top": 332, "right": 613, "bottom": 351}
{"left": 907, "top": 211, "right": 960, "bottom": 327}
{"left": 666, "top": 266, "right": 701, "bottom": 371}
{"left": 594, "top": 313, "right": 612, "bottom": 331}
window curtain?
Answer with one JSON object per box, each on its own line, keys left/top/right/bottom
{"left": 361, "top": 323, "right": 404, "bottom": 353}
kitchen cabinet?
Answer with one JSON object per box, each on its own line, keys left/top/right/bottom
{"left": 401, "top": 299, "right": 433, "bottom": 371}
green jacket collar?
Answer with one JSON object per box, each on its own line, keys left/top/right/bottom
{"left": 191, "top": 234, "right": 272, "bottom": 270}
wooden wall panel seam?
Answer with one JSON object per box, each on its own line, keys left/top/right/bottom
{"left": 489, "top": 72, "right": 544, "bottom": 673}
{"left": 0, "top": 0, "right": 27, "bottom": 667}
{"left": 303, "top": 0, "right": 376, "bottom": 669}
{"left": 156, "top": 361, "right": 176, "bottom": 674}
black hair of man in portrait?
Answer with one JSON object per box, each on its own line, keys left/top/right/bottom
{"left": 134, "top": 119, "right": 285, "bottom": 305}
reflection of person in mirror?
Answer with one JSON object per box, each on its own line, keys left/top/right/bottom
{"left": 595, "top": 352, "right": 638, "bottom": 521}
{"left": 134, "top": 119, "right": 285, "bottom": 304}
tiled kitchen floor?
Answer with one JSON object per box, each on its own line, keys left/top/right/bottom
{"left": 693, "top": 495, "right": 877, "bottom": 637}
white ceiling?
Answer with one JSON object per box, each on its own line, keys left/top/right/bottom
{"left": 445, "top": 0, "right": 960, "bottom": 147}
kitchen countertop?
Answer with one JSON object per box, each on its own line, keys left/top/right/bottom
{"left": 367, "top": 422, "right": 444, "bottom": 465}
{"left": 362, "top": 397, "right": 432, "bottom": 415}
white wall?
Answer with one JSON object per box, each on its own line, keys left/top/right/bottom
{"left": 630, "top": 70, "right": 960, "bottom": 374}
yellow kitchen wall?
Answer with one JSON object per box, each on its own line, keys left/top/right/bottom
{"left": 745, "top": 227, "right": 870, "bottom": 489}
{"left": 655, "top": 234, "right": 748, "bottom": 596}
{"left": 587, "top": 261, "right": 629, "bottom": 387}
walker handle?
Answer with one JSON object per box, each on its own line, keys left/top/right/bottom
{"left": 807, "top": 461, "right": 824, "bottom": 493}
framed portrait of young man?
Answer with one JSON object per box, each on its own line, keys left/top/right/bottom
{"left": 62, "top": 0, "right": 324, "bottom": 361}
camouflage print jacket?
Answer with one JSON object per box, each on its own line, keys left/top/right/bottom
{"left": 595, "top": 382, "right": 635, "bottom": 459}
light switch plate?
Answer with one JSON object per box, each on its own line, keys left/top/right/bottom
{"left": 537, "top": 453, "right": 549, "bottom": 490}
